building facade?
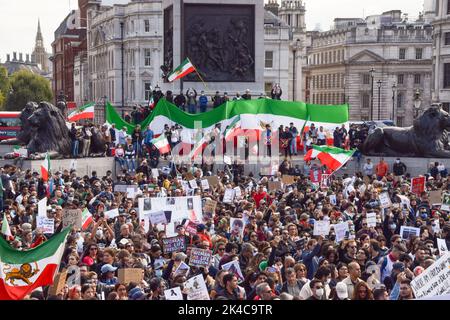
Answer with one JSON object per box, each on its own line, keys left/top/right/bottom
{"left": 430, "top": 0, "right": 450, "bottom": 110}
{"left": 305, "top": 10, "right": 433, "bottom": 126}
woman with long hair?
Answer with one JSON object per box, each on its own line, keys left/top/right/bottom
{"left": 352, "top": 281, "right": 374, "bottom": 300}
{"left": 81, "top": 244, "right": 99, "bottom": 267}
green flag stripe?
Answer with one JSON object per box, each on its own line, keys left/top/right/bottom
{"left": 0, "top": 228, "right": 70, "bottom": 264}
{"left": 312, "top": 145, "right": 355, "bottom": 156}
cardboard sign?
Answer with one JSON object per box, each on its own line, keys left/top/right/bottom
{"left": 411, "top": 252, "right": 450, "bottom": 299}
{"left": 185, "top": 274, "right": 210, "bottom": 300}
{"left": 48, "top": 270, "right": 68, "bottom": 296}
{"left": 36, "top": 217, "right": 54, "bottom": 234}
{"left": 334, "top": 222, "right": 349, "bottom": 243}
{"left": 205, "top": 176, "right": 220, "bottom": 187}
{"left": 411, "top": 176, "right": 426, "bottom": 196}
{"left": 400, "top": 226, "right": 421, "bottom": 240}
{"left": 268, "top": 181, "right": 282, "bottom": 192}
{"left": 313, "top": 220, "right": 330, "bottom": 237}
{"left": 164, "top": 287, "right": 183, "bottom": 300}
{"left": 282, "top": 175, "right": 296, "bottom": 185}
{"left": 148, "top": 210, "right": 168, "bottom": 225}
{"left": 189, "top": 248, "right": 212, "bottom": 268}
{"left": 118, "top": 268, "right": 144, "bottom": 285}
{"left": 201, "top": 179, "right": 210, "bottom": 190}
{"left": 366, "top": 212, "right": 377, "bottom": 228}
{"left": 320, "top": 174, "right": 331, "bottom": 188}
{"left": 38, "top": 197, "right": 47, "bottom": 218}
{"left": 437, "top": 238, "right": 448, "bottom": 256}
{"left": 379, "top": 192, "right": 392, "bottom": 209}
{"left": 62, "top": 209, "right": 82, "bottom": 230}
{"left": 221, "top": 260, "right": 245, "bottom": 283}
{"left": 162, "top": 236, "right": 186, "bottom": 254}
{"left": 429, "top": 190, "right": 442, "bottom": 205}
{"left": 223, "top": 188, "right": 235, "bottom": 203}
{"left": 185, "top": 172, "right": 195, "bottom": 181}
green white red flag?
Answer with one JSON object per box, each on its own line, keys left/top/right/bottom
{"left": 304, "top": 145, "right": 355, "bottom": 172}
{"left": 167, "top": 58, "right": 196, "bottom": 82}
{"left": 67, "top": 103, "right": 94, "bottom": 122}
{"left": 150, "top": 135, "right": 171, "bottom": 154}
{"left": 1, "top": 214, "right": 13, "bottom": 241}
{"left": 81, "top": 208, "right": 93, "bottom": 231}
{"left": 41, "top": 153, "right": 50, "bottom": 182}
{"left": 0, "top": 228, "right": 71, "bottom": 300}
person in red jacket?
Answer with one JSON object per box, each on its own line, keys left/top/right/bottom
{"left": 252, "top": 185, "right": 269, "bottom": 208}
{"left": 196, "top": 224, "right": 212, "bottom": 249}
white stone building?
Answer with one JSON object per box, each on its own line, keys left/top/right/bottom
{"left": 305, "top": 10, "right": 433, "bottom": 127}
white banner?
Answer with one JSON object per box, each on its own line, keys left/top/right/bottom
{"left": 38, "top": 197, "right": 47, "bottom": 218}
{"left": 411, "top": 252, "right": 450, "bottom": 299}
{"left": 313, "top": 220, "right": 330, "bottom": 237}
{"left": 185, "top": 275, "right": 210, "bottom": 300}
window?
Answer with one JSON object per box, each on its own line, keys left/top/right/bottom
{"left": 130, "top": 80, "right": 135, "bottom": 100}
{"left": 264, "top": 82, "right": 272, "bottom": 95}
{"left": 444, "top": 63, "right": 450, "bottom": 88}
{"left": 399, "top": 48, "right": 406, "bottom": 60}
{"left": 144, "top": 20, "right": 150, "bottom": 33}
{"left": 362, "top": 93, "right": 370, "bottom": 109}
{"left": 397, "top": 116, "right": 404, "bottom": 127}
{"left": 397, "top": 74, "right": 404, "bottom": 85}
{"left": 416, "top": 48, "right": 423, "bottom": 60}
{"left": 445, "top": 32, "right": 450, "bottom": 45}
{"left": 144, "top": 49, "right": 151, "bottom": 66}
{"left": 363, "top": 74, "right": 370, "bottom": 85}
{"left": 414, "top": 74, "right": 421, "bottom": 84}
{"left": 130, "top": 49, "right": 135, "bottom": 67}
{"left": 397, "top": 93, "right": 404, "bottom": 109}
{"left": 144, "top": 82, "right": 152, "bottom": 101}
{"left": 265, "top": 51, "right": 273, "bottom": 68}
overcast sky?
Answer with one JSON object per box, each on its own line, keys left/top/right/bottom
{"left": 0, "top": 0, "right": 424, "bottom": 64}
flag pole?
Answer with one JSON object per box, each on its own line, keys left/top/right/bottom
{"left": 187, "top": 58, "right": 208, "bottom": 90}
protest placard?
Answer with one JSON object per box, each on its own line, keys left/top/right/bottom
{"left": 148, "top": 210, "right": 168, "bottom": 225}
{"left": 62, "top": 209, "right": 82, "bottom": 229}
{"left": 366, "top": 212, "right": 377, "bottom": 228}
{"left": 189, "top": 179, "right": 198, "bottom": 189}
{"left": 36, "top": 217, "right": 54, "bottom": 234}
{"left": 268, "top": 181, "right": 282, "bottom": 191}
{"left": 185, "top": 274, "right": 210, "bottom": 300}
{"left": 282, "top": 175, "right": 296, "bottom": 185}
{"left": 379, "top": 192, "right": 392, "bottom": 209}
{"left": 411, "top": 252, "right": 450, "bottom": 299}
{"left": 223, "top": 188, "right": 235, "bottom": 203}
{"left": 429, "top": 190, "right": 442, "bottom": 205}
{"left": 310, "top": 169, "right": 322, "bottom": 184}
{"left": 38, "top": 197, "right": 47, "bottom": 218}
{"left": 437, "top": 238, "right": 448, "bottom": 256}
{"left": 432, "top": 219, "right": 441, "bottom": 234}
{"left": 397, "top": 194, "right": 411, "bottom": 210}
{"left": 161, "top": 236, "right": 186, "bottom": 254}
{"left": 400, "top": 226, "right": 421, "bottom": 240}
{"left": 151, "top": 168, "right": 159, "bottom": 178}
{"left": 411, "top": 176, "right": 426, "bottom": 196}
{"left": 205, "top": 176, "right": 220, "bottom": 187}
{"left": 189, "top": 248, "right": 212, "bottom": 268}
{"left": 185, "top": 220, "right": 198, "bottom": 237}
{"left": 313, "top": 220, "right": 331, "bottom": 237}
{"left": 201, "top": 179, "right": 210, "bottom": 190}
{"left": 234, "top": 186, "right": 242, "bottom": 198}
{"left": 203, "top": 199, "right": 217, "bottom": 216}
{"left": 118, "top": 268, "right": 144, "bottom": 285}
{"left": 185, "top": 172, "right": 195, "bottom": 181}
{"left": 48, "top": 270, "right": 68, "bottom": 296}
{"left": 230, "top": 218, "right": 244, "bottom": 240}
{"left": 127, "top": 188, "right": 136, "bottom": 199}
{"left": 222, "top": 260, "right": 245, "bottom": 283}
{"left": 334, "top": 222, "right": 349, "bottom": 243}
{"left": 104, "top": 208, "right": 119, "bottom": 219}
{"left": 174, "top": 262, "right": 190, "bottom": 278}
{"left": 320, "top": 174, "right": 331, "bottom": 188}
{"left": 164, "top": 287, "right": 183, "bottom": 300}
{"left": 329, "top": 194, "right": 337, "bottom": 205}
{"left": 441, "top": 192, "right": 450, "bottom": 211}
{"left": 114, "top": 184, "right": 139, "bottom": 193}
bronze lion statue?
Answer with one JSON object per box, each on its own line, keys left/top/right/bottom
{"left": 361, "top": 106, "right": 450, "bottom": 158}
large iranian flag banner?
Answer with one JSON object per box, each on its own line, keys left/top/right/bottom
{"left": 0, "top": 228, "right": 70, "bottom": 300}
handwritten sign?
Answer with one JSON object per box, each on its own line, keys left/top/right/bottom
{"left": 36, "top": 217, "right": 54, "bottom": 234}
{"left": 366, "top": 212, "right": 377, "bottom": 228}
{"left": 400, "top": 226, "right": 420, "bottom": 240}
{"left": 205, "top": 176, "right": 220, "bottom": 187}
{"left": 118, "top": 268, "right": 144, "bottom": 285}
{"left": 411, "top": 252, "right": 450, "bottom": 299}
{"left": 185, "top": 274, "right": 210, "bottom": 300}
{"left": 411, "top": 176, "right": 425, "bottom": 196}
{"left": 189, "top": 248, "right": 212, "bottom": 268}
{"left": 148, "top": 210, "right": 168, "bottom": 225}
{"left": 162, "top": 236, "right": 186, "bottom": 254}
{"left": 379, "top": 192, "right": 392, "bottom": 209}
{"left": 62, "top": 209, "right": 82, "bottom": 230}
{"left": 282, "top": 175, "right": 296, "bottom": 185}
{"left": 334, "top": 222, "right": 349, "bottom": 243}
{"left": 268, "top": 181, "right": 282, "bottom": 191}
{"left": 429, "top": 190, "right": 442, "bottom": 205}
{"left": 223, "top": 188, "right": 235, "bottom": 203}
{"left": 189, "top": 179, "right": 198, "bottom": 189}
{"left": 201, "top": 179, "right": 210, "bottom": 190}
{"left": 313, "top": 220, "right": 330, "bottom": 237}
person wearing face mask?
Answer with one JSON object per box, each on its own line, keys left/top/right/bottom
{"left": 306, "top": 279, "right": 326, "bottom": 300}
{"left": 393, "top": 158, "right": 407, "bottom": 180}
{"left": 299, "top": 266, "right": 331, "bottom": 300}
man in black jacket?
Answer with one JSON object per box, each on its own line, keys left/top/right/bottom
{"left": 393, "top": 158, "right": 407, "bottom": 178}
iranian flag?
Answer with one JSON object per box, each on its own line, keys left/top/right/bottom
{"left": 41, "top": 153, "right": 50, "bottom": 182}
{"left": 67, "top": 103, "right": 95, "bottom": 122}
{"left": 1, "top": 214, "right": 13, "bottom": 241}
{"left": 0, "top": 228, "right": 70, "bottom": 300}
{"left": 13, "top": 146, "right": 28, "bottom": 158}
{"left": 304, "top": 145, "right": 355, "bottom": 172}
{"left": 223, "top": 115, "right": 241, "bottom": 141}
{"left": 167, "top": 58, "right": 196, "bottom": 82}
{"left": 148, "top": 96, "right": 155, "bottom": 110}
{"left": 151, "top": 135, "right": 171, "bottom": 154}
{"left": 81, "top": 208, "right": 93, "bottom": 231}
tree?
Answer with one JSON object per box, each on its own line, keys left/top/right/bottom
{"left": 5, "top": 70, "right": 53, "bottom": 111}
{"left": 0, "top": 66, "right": 10, "bottom": 109}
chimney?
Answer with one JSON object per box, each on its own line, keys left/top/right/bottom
{"left": 19, "top": 53, "right": 23, "bottom": 62}
{"left": 6, "top": 54, "right": 10, "bottom": 62}
{"left": 13, "top": 52, "right": 17, "bottom": 61}
{"left": 26, "top": 54, "right": 30, "bottom": 63}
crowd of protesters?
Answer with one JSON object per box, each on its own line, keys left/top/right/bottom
{"left": 1, "top": 144, "right": 450, "bottom": 300}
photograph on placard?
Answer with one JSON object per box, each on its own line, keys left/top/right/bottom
{"left": 230, "top": 218, "right": 244, "bottom": 240}
{"left": 143, "top": 198, "right": 152, "bottom": 211}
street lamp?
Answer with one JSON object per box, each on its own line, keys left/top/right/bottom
{"left": 292, "top": 39, "right": 301, "bottom": 101}
{"left": 413, "top": 89, "right": 422, "bottom": 118}
{"left": 391, "top": 82, "right": 397, "bottom": 123}
{"left": 369, "top": 68, "right": 375, "bottom": 121}
{"left": 377, "top": 80, "right": 382, "bottom": 121}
